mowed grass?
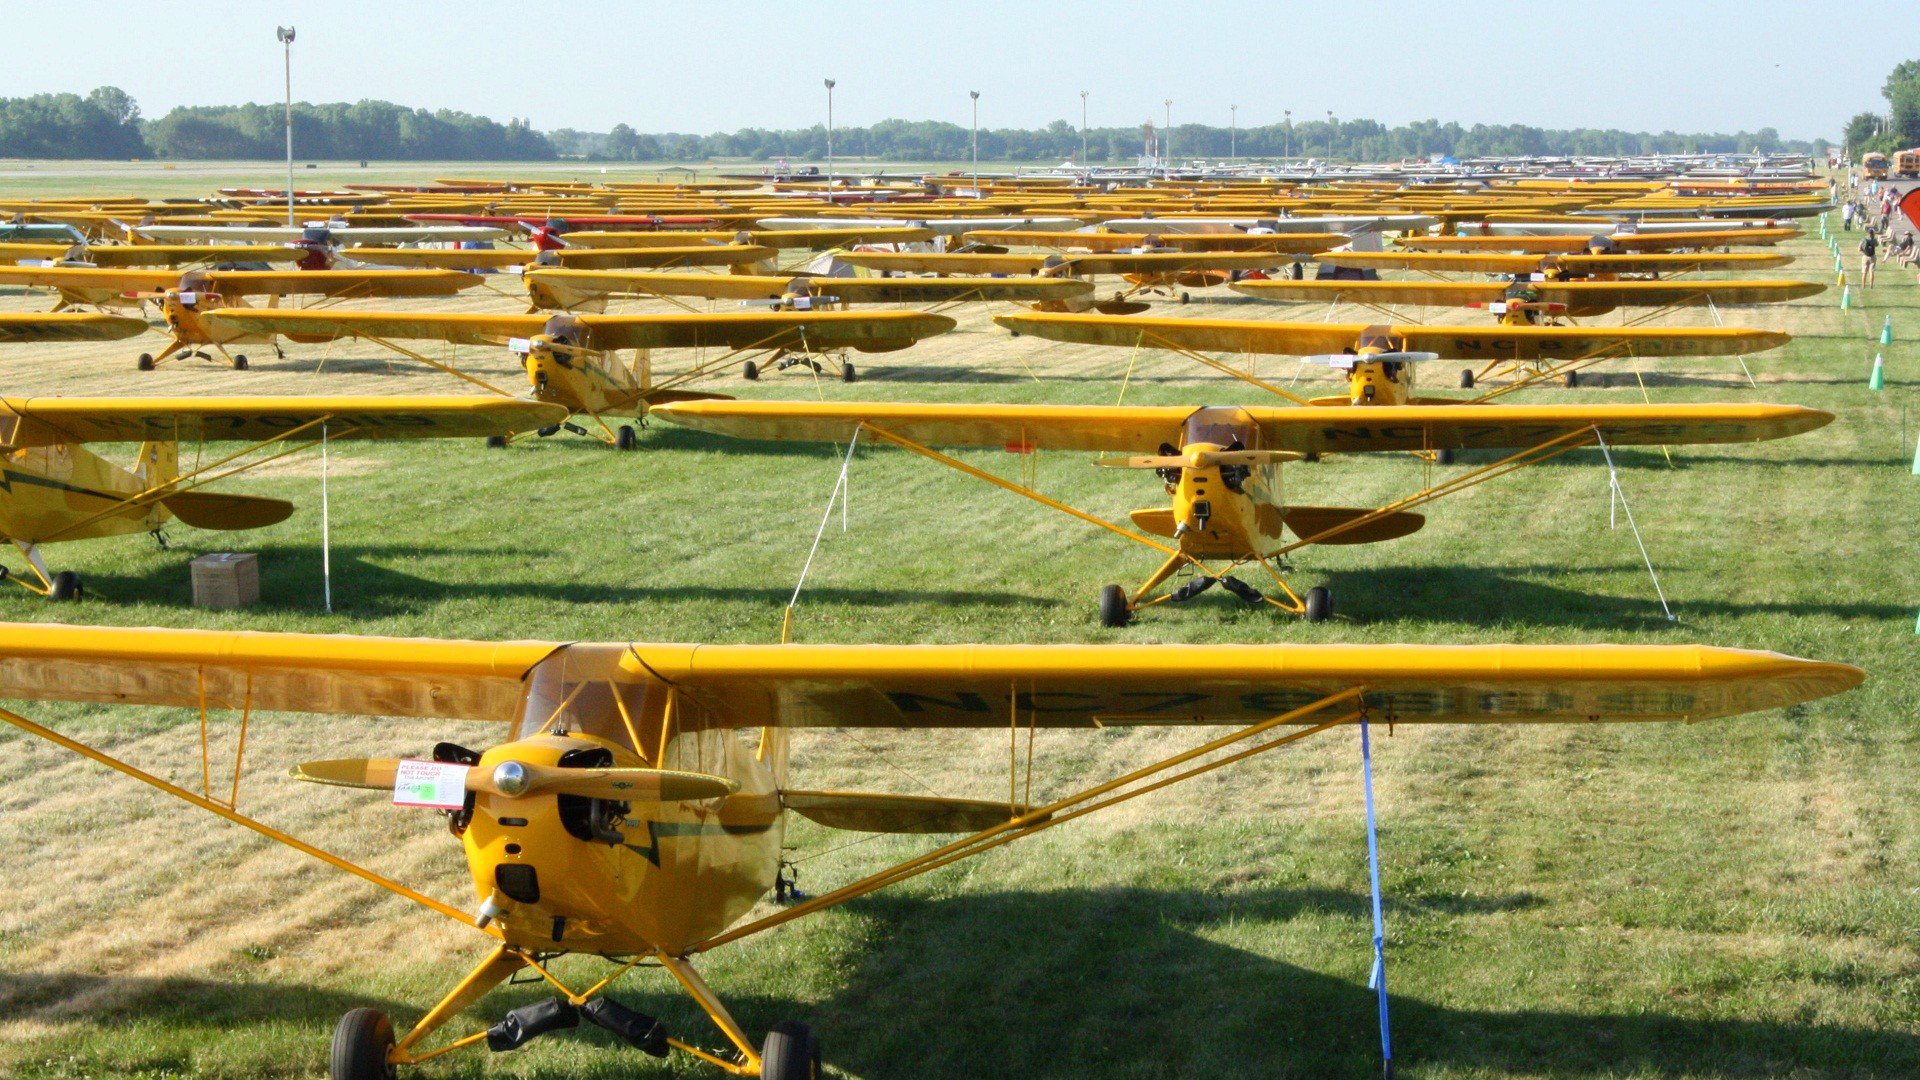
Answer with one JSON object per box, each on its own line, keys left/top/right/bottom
{"left": 0, "top": 162, "right": 1914, "bottom": 1078}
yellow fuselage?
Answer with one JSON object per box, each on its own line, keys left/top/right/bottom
{"left": 0, "top": 442, "right": 170, "bottom": 544}
{"left": 522, "top": 337, "right": 648, "bottom": 418}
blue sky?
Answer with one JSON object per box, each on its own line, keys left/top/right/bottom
{"left": 12, "top": 1, "right": 1914, "bottom": 139}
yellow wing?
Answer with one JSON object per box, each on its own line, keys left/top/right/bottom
{"left": 527, "top": 270, "right": 1093, "bottom": 306}
{"left": 841, "top": 252, "right": 1046, "bottom": 275}
{"left": 994, "top": 313, "right": 1791, "bottom": 358}
{"left": 0, "top": 312, "right": 149, "bottom": 341}
{"left": 0, "top": 396, "right": 569, "bottom": 446}
{"left": 1231, "top": 279, "right": 1824, "bottom": 310}
{"left": 0, "top": 624, "right": 1861, "bottom": 728}
{"left": 962, "top": 230, "right": 1349, "bottom": 253}
{"left": 205, "top": 308, "right": 958, "bottom": 354}
{"left": 1321, "top": 251, "right": 1797, "bottom": 274}
{"left": 648, "top": 400, "right": 1830, "bottom": 454}
{"left": 199, "top": 269, "right": 482, "bottom": 298}
{"left": 0, "top": 265, "right": 179, "bottom": 293}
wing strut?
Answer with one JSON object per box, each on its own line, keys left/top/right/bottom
{"left": 689, "top": 685, "right": 1371, "bottom": 953}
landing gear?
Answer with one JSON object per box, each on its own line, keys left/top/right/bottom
{"left": 841, "top": 361, "right": 857, "bottom": 383}
{"left": 616, "top": 425, "right": 638, "bottom": 451}
{"left": 536, "top": 424, "right": 560, "bottom": 438}
{"left": 1435, "top": 448, "right": 1456, "bottom": 465}
{"left": 49, "top": 571, "right": 82, "bottom": 602}
{"left": 484, "top": 435, "right": 508, "bottom": 449}
{"left": 1179, "top": 291, "right": 1192, "bottom": 304}
{"left": 136, "top": 353, "right": 155, "bottom": 371}
{"left": 1098, "top": 584, "right": 1131, "bottom": 628}
{"left": 1458, "top": 368, "right": 1475, "bottom": 389}
{"left": 761, "top": 1020, "right": 821, "bottom": 1080}
{"left": 1563, "top": 370, "right": 1580, "bottom": 388}
{"left": 232, "top": 354, "right": 249, "bottom": 370}
{"left": 329, "top": 1008, "right": 396, "bottom": 1080}
{"left": 742, "top": 360, "right": 760, "bottom": 380}
{"left": 1303, "top": 586, "right": 1331, "bottom": 623}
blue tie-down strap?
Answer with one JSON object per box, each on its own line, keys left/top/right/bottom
{"left": 1361, "top": 719, "right": 1392, "bottom": 1070}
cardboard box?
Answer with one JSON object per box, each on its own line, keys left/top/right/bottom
{"left": 191, "top": 552, "right": 259, "bottom": 610}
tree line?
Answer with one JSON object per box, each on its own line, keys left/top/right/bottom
{"left": 0, "top": 86, "right": 1821, "bottom": 163}
{"left": 1846, "top": 60, "right": 1920, "bottom": 156}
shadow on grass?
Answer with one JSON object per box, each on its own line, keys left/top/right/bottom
{"left": 15, "top": 884, "right": 1915, "bottom": 1078}
{"left": 71, "top": 544, "right": 1053, "bottom": 615}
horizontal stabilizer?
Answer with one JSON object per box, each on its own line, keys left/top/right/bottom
{"left": 1282, "top": 506, "right": 1425, "bottom": 545}
{"left": 158, "top": 490, "right": 294, "bottom": 531}
{"left": 782, "top": 790, "right": 1043, "bottom": 833}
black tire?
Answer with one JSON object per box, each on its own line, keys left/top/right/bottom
{"left": 1563, "top": 370, "right": 1579, "bottom": 388}
{"left": 760, "top": 1021, "right": 820, "bottom": 1080}
{"left": 330, "top": 1008, "right": 396, "bottom": 1080}
{"left": 536, "top": 424, "right": 559, "bottom": 438}
{"left": 841, "top": 361, "right": 857, "bottom": 383}
{"left": 232, "top": 355, "right": 249, "bottom": 370}
{"left": 1179, "top": 291, "right": 1191, "bottom": 304}
{"left": 136, "top": 353, "right": 155, "bottom": 371}
{"left": 485, "top": 434, "right": 508, "bottom": 449}
{"left": 1303, "top": 586, "right": 1331, "bottom": 623}
{"left": 49, "top": 571, "right": 81, "bottom": 602}
{"left": 1458, "top": 369, "right": 1475, "bottom": 389}
{"left": 1098, "top": 584, "right": 1131, "bottom": 628}
{"left": 743, "top": 360, "right": 760, "bottom": 380}
{"left": 1435, "top": 448, "right": 1456, "bottom": 465}
{"left": 616, "top": 425, "right": 638, "bottom": 451}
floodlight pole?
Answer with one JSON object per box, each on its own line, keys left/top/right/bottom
{"left": 277, "top": 26, "right": 296, "bottom": 227}
{"left": 1230, "top": 103, "right": 1238, "bottom": 162}
{"left": 1080, "top": 90, "right": 1089, "bottom": 166}
{"left": 1327, "top": 110, "right": 1335, "bottom": 160}
{"left": 969, "top": 90, "right": 981, "bottom": 193}
{"left": 1284, "top": 109, "right": 1292, "bottom": 158}
{"left": 823, "top": 79, "right": 835, "bottom": 191}
{"left": 1164, "top": 99, "right": 1173, "bottom": 171}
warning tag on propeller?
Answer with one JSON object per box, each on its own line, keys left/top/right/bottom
{"left": 392, "top": 759, "right": 470, "bottom": 809}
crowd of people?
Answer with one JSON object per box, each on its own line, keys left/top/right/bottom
{"left": 1838, "top": 168, "right": 1916, "bottom": 286}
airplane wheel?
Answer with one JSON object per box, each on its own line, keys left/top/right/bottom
{"left": 616, "top": 425, "right": 638, "bottom": 451}
{"left": 1563, "top": 370, "right": 1580, "bottom": 388}
{"left": 329, "top": 1008, "right": 396, "bottom": 1080}
{"left": 485, "top": 435, "right": 508, "bottom": 449}
{"left": 1435, "top": 449, "right": 1456, "bottom": 465}
{"left": 1179, "top": 291, "right": 1191, "bottom": 304}
{"left": 1303, "top": 586, "right": 1331, "bottom": 623}
{"left": 1098, "top": 584, "right": 1132, "bottom": 628}
{"left": 1458, "top": 369, "right": 1474, "bottom": 389}
{"left": 743, "top": 360, "right": 760, "bottom": 380}
{"left": 48, "top": 571, "right": 82, "bottom": 602}
{"left": 232, "top": 355, "right": 249, "bottom": 370}
{"left": 841, "top": 362, "right": 857, "bottom": 383}
{"left": 760, "top": 1021, "right": 820, "bottom": 1080}
{"left": 137, "top": 353, "right": 155, "bottom": 371}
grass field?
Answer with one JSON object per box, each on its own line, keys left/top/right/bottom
{"left": 0, "top": 162, "right": 1913, "bottom": 1079}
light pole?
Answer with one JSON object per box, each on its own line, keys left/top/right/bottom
{"left": 969, "top": 90, "right": 980, "bottom": 192}
{"left": 1230, "top": 104, "right": 1238, "bottom": 162}
{"left": 1080, "top": 90, "right": 1089, "bottom": 165}
{"left": 1326, "top": 110, "right": 1335, "bottom": 160}
{"left": 276, "top": 25, "right": 295, "bottom": 227}
{"left": 1164, "top": 99, "right": 1173, "bottom": 167}
{"left": 1284, "top": 109, "right": 1292, "bottom": 158}
{"left": 823, "top": 79, "right": 835, "bottom": 189}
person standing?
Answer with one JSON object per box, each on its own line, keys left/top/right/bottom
{"left": 1860, "top": 229, "right": 1879, "bottom": 287}
{"left": 1842, "top": 200, "right": 1857, "bottom": 231}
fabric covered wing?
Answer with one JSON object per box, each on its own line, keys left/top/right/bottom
{"left": 0, "top": 396, "right": 569, "bottom": 445}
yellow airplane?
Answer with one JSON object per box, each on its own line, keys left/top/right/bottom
{"left": 994, "top": 312, "right": 1790, "bottom": 399}
{"left": 0, "top": 622, "right": 1863, "bottom": 1077}
{"left": 840, "top": 249, "right": 1285, "bottom": 303}
{"left": 960, "top": 229, "right": 1351, "bottom": 253}
{"left": 0, "top": 265, "right": 487, "bottom": 369}
{"left": 1394, "top": 229, "right": 1800, "bottom": 253}
{"left": 1228, "top": 277, "right": 1825, "bottom": 317}
{"left": 0, "top": 395, "right": 564, "bottom": 598}
{"left": 201, "top": 309, "right": 958, "bottom": 445}
{"left": 522, "top": 268, "right": 1096, "bottom": 313}
{"left": 652, "top": 398, "right": 1829, "bottom": 624}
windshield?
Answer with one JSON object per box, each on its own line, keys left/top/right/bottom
{"left": 1182, "top": 406, "right": 1258, "bottom": 450}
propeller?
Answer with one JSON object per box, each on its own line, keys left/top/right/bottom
{"left": 1299, "top": 351, "right": 1440, "bottom": 370}
{"left": 291, "top": 757, "right": 739, "bottom": 802}
{"left": 1096, "top": 448, "right": 1304, "bottom": 470}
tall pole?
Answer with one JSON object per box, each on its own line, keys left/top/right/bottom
{"left": 823, "top": 79, "right": 835, "bottom": 190}
{"left": 1230, "top": 104, "right": 1238, "bottom": 162}
{"left": 1284, "top": 109, "right": 1292, "bottom": 158}
{"left": 970, "top": 90, "right": 980, "bottom": 192}
{"left": 1327, "top": 110, "right": 1335, "bottom": 160}
{"left": 277, "top": 26, "right": 295, "bottom": 227}
{"left": 1080, "top": 90, "right": 1089, "bottom": 166}
{"left": 1164, "top": 99, "right": 1173, "bottom": 168}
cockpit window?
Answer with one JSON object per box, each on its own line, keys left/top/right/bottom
{"left": 1182, "top": 405, "right": 1259, "bottom": 450}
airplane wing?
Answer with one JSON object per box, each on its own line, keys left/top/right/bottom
{"left": 81, "top": 244, "right": 308, "bottom": 268}
{"left": 135, "top": 224, "right": 512, "bottom": 244}
{"left": 649, "top": 399, "right": 1830, "bottom": 455}
{"left": 206, "top": 309, "right": 958, "bottom": 353}
{"left": 994, "top": 313, "right": 1790, "bottom": 358}
{"left": 0, "top": 312, "right": 150, "bottom": 341}
{"left": 1231, "top": 280, "right": 1508, "bottom": 305}
{"left": 0, "top": 396, "right": 569, "bottom": 446}
{"left": 840, "top": 252, "right": 1046, "bottom": 275}
{"left": 1232, "top": 279, "right": 1823, "bottom": 309}
{"left": 963, "top": 230, "right": 1350, "bottom": 253}
{"left": 1320, "top": 251, "right": 1796, "bottom": 274}
{"left": 1057, "top": 252, "right": 1281, "bottom": 274}
{"left": 0, "top": 624, "right": 1861, "bottom": 728}
{"left": 0, "top": 265, "right": 179, "bottom": 293}
{"left": 527, "top": 270, "right": 1093, "bottom": 306}
{"left": 201, "top": 268, "right": 483, "bottom": 298}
